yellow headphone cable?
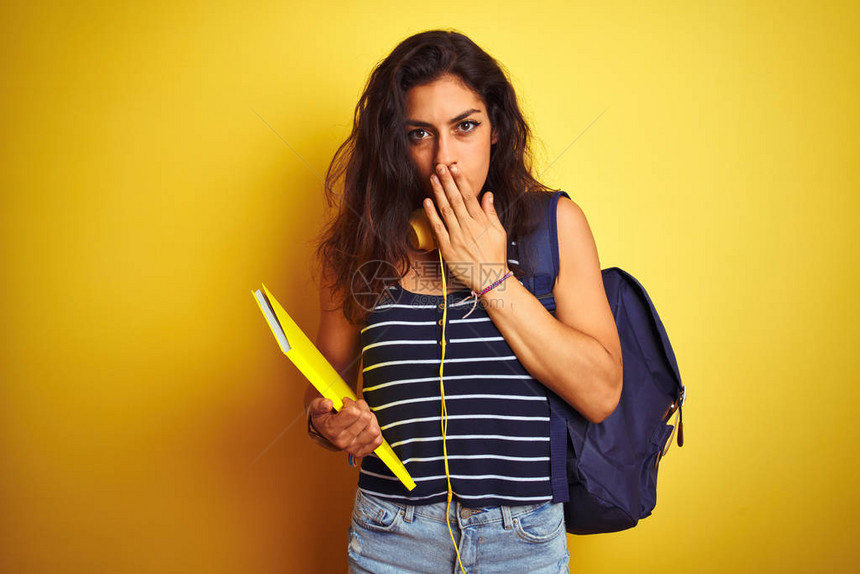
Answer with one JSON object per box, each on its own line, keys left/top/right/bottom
{"left": 437, "top": 249, "right": 467, "bottom": 574}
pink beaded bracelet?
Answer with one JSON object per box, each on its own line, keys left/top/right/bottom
{"left": 477, "top": 270, "right": 514, "bottom": 296}
{"left": 460, "top": 270, "right": 514, "bottom": 318}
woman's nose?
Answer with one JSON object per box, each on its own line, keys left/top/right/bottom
{"left": 434, "top": 134, "right": 452, "bottom": 167}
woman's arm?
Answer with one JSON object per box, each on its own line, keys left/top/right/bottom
{"left": 480, "top": 197, "right": 623, "bottom": 423}
{"left": 303, "top": 265, "right": 383, "bottom": 456}
{"left": 418, "top": 164, "right": 621, "bottom": 422}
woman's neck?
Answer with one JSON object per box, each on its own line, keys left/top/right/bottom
{"left": 400, "top": 248, "right": 469, "bottom": 295}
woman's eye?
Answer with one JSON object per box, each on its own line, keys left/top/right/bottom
{"left": 408, "top": 129, "right": 429, "bottom": 141}
{"left": 408, "top": 121, "right": 479, "bottom": 141}
{"left": 458, "top": 120, "right": 479, "bottom": 133}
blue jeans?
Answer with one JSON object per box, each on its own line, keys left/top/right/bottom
{"left": 347, "top": 489, "right": 570, "bottom": 573}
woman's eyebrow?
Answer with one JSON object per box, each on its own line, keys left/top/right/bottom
{"left": 406, "top": 108, "right": 482, "bottom": 127}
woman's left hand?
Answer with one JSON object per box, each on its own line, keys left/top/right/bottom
{"left": 423, "top": 163, "right": 509, "bottom": 292}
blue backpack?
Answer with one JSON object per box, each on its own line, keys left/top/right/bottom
{"left": 515, "top": 190, "right": 686, "bottom": 534}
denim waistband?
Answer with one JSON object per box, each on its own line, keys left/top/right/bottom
{"left": 357, "top": 488, "right": 554, "bottom": 530}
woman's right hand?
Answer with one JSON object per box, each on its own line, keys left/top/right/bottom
{"left": 307, "top": 396, "right": 384, "bottom": 458}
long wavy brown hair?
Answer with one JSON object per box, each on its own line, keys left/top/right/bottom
{"left": 315, "top": 29, "right": 557, "bottom": 325}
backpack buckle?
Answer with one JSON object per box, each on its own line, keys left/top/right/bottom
{"left": 662, "top": 385, "right": 687, "bottom": 422}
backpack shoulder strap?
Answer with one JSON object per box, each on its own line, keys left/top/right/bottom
{"left": 517, "top": 190, "right": 572, "bottom": 503}
{"left": 518, "top": 190, "right": 570, "bottom": 308}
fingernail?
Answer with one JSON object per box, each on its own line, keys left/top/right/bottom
{"left": 431, "top": 174, "right": 439, "bottom": 184}
{"left": 450, "top": 164, "right": 459, "bottom": 174}
{"left": 436, "top": 164, "right": 445, "bottom": 174}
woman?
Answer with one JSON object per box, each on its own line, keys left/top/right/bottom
{"left": 304, "top": 30, "right": 622, "bottom": 573}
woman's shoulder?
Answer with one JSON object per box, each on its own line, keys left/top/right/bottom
{"left": 554, "top": 192, "right": 587, "bottom": 228}
{"left": 554, "top": 193, "right": 600, "bottom": 277}
{"left": 527, "top": 189, "right": 587, "bottom": 239}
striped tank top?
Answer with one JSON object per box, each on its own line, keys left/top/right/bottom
{"left": 357, "top": 246, "right": 553, "bottom": 507}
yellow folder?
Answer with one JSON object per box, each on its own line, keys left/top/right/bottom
{"left": 252, "top": 284, "right": 416, "bottom": 491}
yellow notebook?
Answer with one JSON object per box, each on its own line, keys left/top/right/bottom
{"left": 252, "top": 284, "right": 416, "bottom": 491}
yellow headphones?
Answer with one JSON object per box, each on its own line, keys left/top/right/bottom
{"left": 408, "top": 209, "right": 467, "bottom": 574}
{"left": 407, "top": 208, "right": 436, "bottom": 251}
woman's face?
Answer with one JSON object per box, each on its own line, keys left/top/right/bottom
{"left": 404, "top": 74, "right": 498, "bottom": 199}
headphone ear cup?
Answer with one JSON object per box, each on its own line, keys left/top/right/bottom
{"left": 408, "top": 208, "right": 436, "bottom": 250}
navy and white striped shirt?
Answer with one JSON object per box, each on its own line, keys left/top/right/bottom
{"left": 358, "top": 264, "right": 553, "bottom": 506}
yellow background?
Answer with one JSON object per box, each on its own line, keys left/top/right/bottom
{"left": 2, "top": 1, "right": 857, "bottom": 572}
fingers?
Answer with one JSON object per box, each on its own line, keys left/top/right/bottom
{"left": 346, "top": 414, "right": 384, "bottom": 458}
{"left": 432, "top": 163, "right": 482, "bottom": 225}
{"left": 307, "top": 396, "right": 334, "bottom": 417}
{"left": 314, "top": 397, "right": 382, "bottom": 456}
{"left": 309, "top": 397, "right": 356, "bottom": 444}
{"left": 481, "top": 191, "right": 502, "bottom": 230}
{"left": 423, "top": 196, "right": 450, "bottom": 251}
{"left": 342, "top": 399, "right": 383, "bottom": 457}
{"left": 446, "top": 163, "right": 483, "bottom": 219}
{"left": 429, "top": 167, "right": 462, "bottom": 239}
{"left": 482, "top": 190, "right": 496, "bottom": 218}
